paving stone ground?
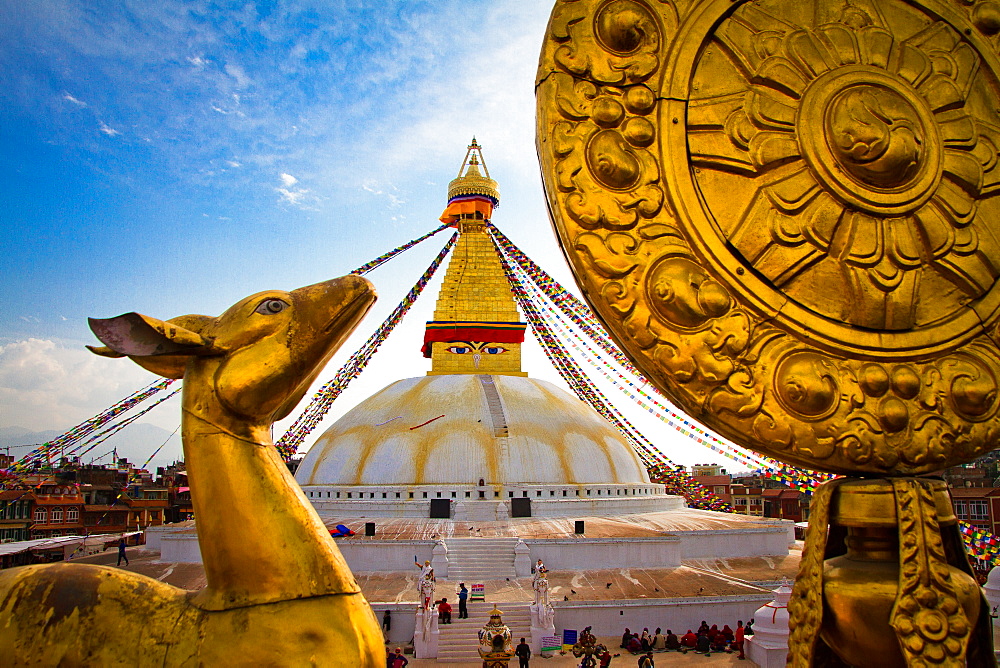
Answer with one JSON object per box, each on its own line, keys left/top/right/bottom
{"left": 388, "top": 636, "right": 756, "bottom": 667}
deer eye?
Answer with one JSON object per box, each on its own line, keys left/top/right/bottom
{"left": 255, "top": 298, "right": 289, "bottom": 315}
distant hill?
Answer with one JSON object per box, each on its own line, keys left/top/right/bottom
{"left": 0, "top": 423, "right": 183, "bottom": 472}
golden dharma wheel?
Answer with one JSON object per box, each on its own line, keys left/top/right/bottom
{"left": 537, "top": 0, "right": 1000, "bottom": 475}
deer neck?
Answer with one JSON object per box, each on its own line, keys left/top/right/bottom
{"left": 181, "top": 365, "right": 359, "bottom": 611}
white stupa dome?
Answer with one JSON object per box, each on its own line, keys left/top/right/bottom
{"left": 296, "top": 374, "right": 650, "bottom": 486}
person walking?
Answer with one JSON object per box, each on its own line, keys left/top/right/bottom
{"left": 515, "top": 637, "right": 531, "bottom": 667}
{"left": 457, "top": 582, "right": 469, "bottom": 619}
{"left": 117, "top": 537, "right": 129, "bottom": 566}
{"left": 382, "top": 609, "right": 391, "bottom": 634}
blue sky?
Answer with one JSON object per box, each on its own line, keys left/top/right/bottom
{"left": 0, "top": 1, "right": 741, "bottom": 472}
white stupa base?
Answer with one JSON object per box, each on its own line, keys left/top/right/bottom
{"left": 984, "top": 566, "right": 1000, "bottom": 654}
{"left": 529, "top": 601, "right": 555, "bottom": 655}
{"left": 745, "top": 584, "right": 792, "bottom": 668}
{"left": 413, "top": 608, "right": 439, "bottom": 659}
{"left": 745, "top": 636, "right": 786, "bottom": 667}
{"left": 306, "top": 486, "right": 680, "bottom": 519}
{"left": 530, "top": 625, "right": 555, "bottom": 656}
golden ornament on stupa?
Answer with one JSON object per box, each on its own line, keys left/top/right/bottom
{"left": 535, "top": 0, "right": 1000, "bottom": 664}
{"left": 427, "top": 139, "right": 528, "bottom": 377}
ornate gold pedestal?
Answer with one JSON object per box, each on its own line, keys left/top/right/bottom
{"left": 535, "top": 0, "right": 1000, "bottom": 664}
{"left": 788, "top": 478, "right": 992, "bottom": 666}
{"left": 478, "top": 606, "right": 513, "bottom": 668}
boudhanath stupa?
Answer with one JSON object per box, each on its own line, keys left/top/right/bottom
{"left": 150, "top": 141, "right": 801, "bottom": 662}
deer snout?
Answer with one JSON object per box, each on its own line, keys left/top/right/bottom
{"left": 287, "top": 274, "right": 376, "bottom": 347}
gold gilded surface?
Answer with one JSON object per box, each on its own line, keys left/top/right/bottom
{"left": 787, "top": 477, "right": 837, "bottom": 666}
{"left": 788, "top": 478, "right": 990, "bottom": 667}
{"left": 0, "top": 276, "right": 384, "bottom": 666}
{"left": 537, "top": 0, "right": 1000, "bottom": 475}
{"left": 429, "top": 222, "right": 528, "bottom": 377}
{"left": 829, "top": 478, "right": 956, "bottom": 527}
{"left": 887, "top": 478, "right": 976, "bottom": 666}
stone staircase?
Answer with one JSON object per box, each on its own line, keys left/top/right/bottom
{"left": 437, "top": 601, "right": 532, "bottom": 662}
{"left": 444, "top": 537, "right": 519, "bottom": 581}
{"left": 478, "top": 375, "right": 509, "bottom": 437}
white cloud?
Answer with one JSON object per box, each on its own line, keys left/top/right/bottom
{"left": 224, "top": 62, "right": 252, "bottom": 88}
{"left": 362, "top": 181, "right": 405, "bottom": 208}
{"left": 226, "top": 160, "right": 241, "bottom": 168}
{"left": 0, "top": 338, "right": 173, "bottom": 433}
{"left": 276, "top": 187, "right": 309, "bottom": 206}
{"left": 275, "top": 172, "right": 313, "bottom": 207}
{"left": 187, "top": 55, "right": 209, "bottom": 68}
{"left": 62, "top": 92, "right": 87, "bottom": 107}
{"left": 98, "top": 121, "right": 121, "bottom": 136}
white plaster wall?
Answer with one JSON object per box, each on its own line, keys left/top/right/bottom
{"left": 367, "top": 601, "right": 418, "bottom": 646}
{"left": 309, "top": 494, "right": 681, "bottom": 519}
{"left": 335, "top": 540, "right": 437, "bottom": 573}
{"left": 526, "top": 538, "right": 682, "bottom": 570}
{"left": 145, "top": 524, "right": 182, "bottom": 551}
{"left": 528, "top": 496, "right": 683, "bottom": 517}
{"left": 312, "top": 500, "right": 430, "bottom": 518}
{"left": 552, "top": 596, "right": 772, "bottom": 637}
{"left": 746, "top": 635, "right": 787, "bottom": 668}
{"left": 154, "top": 531, "right": 439, "bottom": 575}
{"left": 160, "top": 532, "right": 203, "bottom": 563}
{"left": 674, "top": 526, "right": 791, "bottom": 558}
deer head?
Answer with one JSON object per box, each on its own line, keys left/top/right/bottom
{"left": 88, "top": 275, "right": 376, "bottom": 426}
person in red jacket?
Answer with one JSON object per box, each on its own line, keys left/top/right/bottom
{"left": 735, "top": 621, "right": 746, "bottom": 660}
{"left": 438, "top": 597, "right": 452, "bottom": 624}
{"left": 681, "top": 630, "right": 698, "bottom": 648}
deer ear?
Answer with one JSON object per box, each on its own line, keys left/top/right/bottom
{"left": 87, "top": 339, "right": 194, "bottom": 380}
{"left": 88, "top": 313, "right": 218, "bottom": 380}
{"left": 125, "top": 354, "right": 193, "bottom": 380}
{"left": 86, "top": 345, "right": 126, "bottom": 358}
{"left": 88, "top": 313, "right": 211, "bottom": 357}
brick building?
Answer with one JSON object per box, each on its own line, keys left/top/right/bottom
{"left": 693, "top": 474, "right": 733, "bottom": 504}
{"left": 30, "top": 480, "right": 85, "bottom": 539}
{"left": 0, "top": 490, "right": 32, "bottom": 542}
{"left": 729, "top": 484, "right": 764, "bottom": 516}
{"left": 762, "top": 488, "right": 808, "bottom": 522}
{"left": 950, "top": 487, "right": 1000, "bottom": 535}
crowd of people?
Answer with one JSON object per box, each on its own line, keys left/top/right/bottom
{"left": 619, "top": 619, "right": 753, "bottom": 660}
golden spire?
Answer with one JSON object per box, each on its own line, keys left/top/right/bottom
{"left": 446, "top": 138, "right": 500, "bottom": 207}
{"left": 424, "top": 140, "right": 526, "bottom": 377}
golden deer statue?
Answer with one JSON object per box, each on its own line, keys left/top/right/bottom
{"left": 0, "top": 275, "right": 384, "bottom": 666}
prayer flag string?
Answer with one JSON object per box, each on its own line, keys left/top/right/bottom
{"left": 9, "top": 379, "right": 176, "bottom": 476}
{"left": 492, "top": 234, "right": 733, "bottom": 511}
{"left": 487, "top": 224, "right": 834, "bottom": 496}
{"left": 276, "top": 232, "right": 458, "bottom": 459}
{"left": 350, "top": 223, "right": 451, "bottom": 276}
